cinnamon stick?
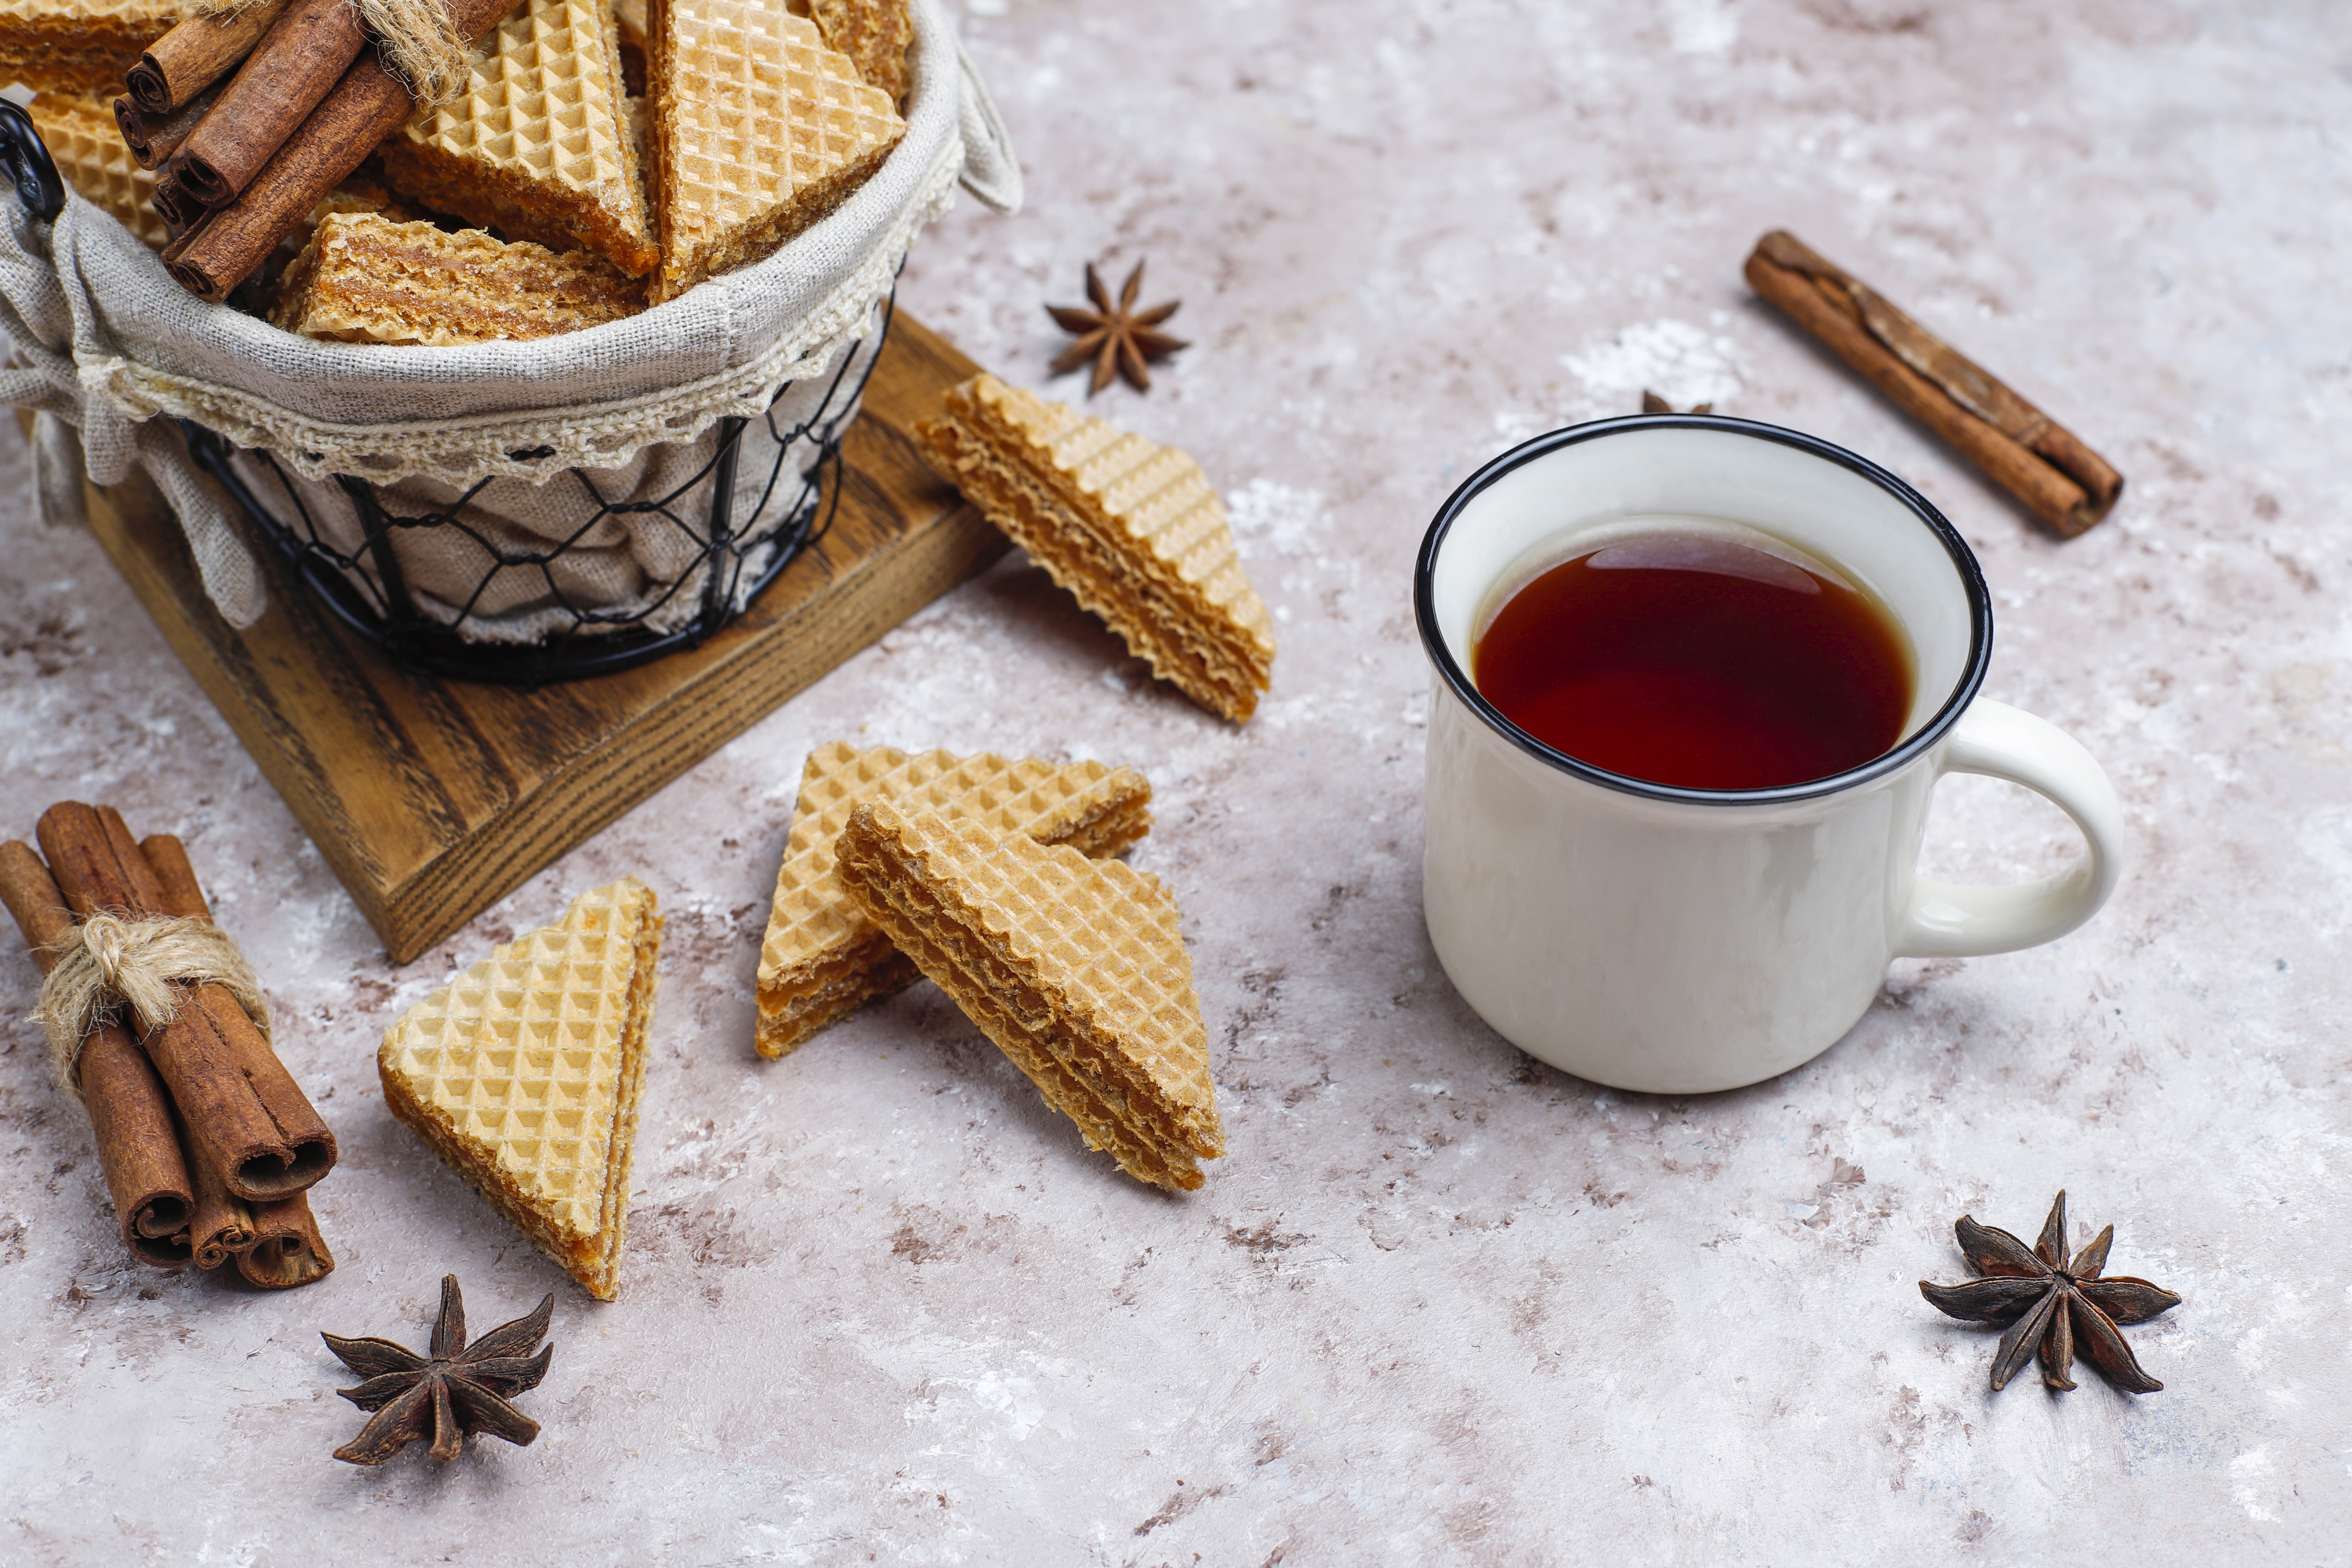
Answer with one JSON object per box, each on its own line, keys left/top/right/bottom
{"left": 1744, "top": 230, "right": 2123, "bottom": 538}
{"left": 0, "top": 840, "right": 193, "bottom": 1267}
{"left": 115, "top": 83, "right": 222, "bottom": 172}
{"left": 139, "top": 835, "right": 261, "bottom": 1269}
{"left": 35, "top": 804, "right": 337, "bottom": 1204}
{"left": 126, "top": 0, "right": 296, "bottom": 116}
{"left": 151, "top": 162, "right": 205, "bottom": 232}
{"left": 236, "top": 1193, "right": 334, "bottom": 1288}
{"left": 172, "top": 0, "right": 371, "bottom": 210}
{"left": 182, "top": 1109, "right": 257, "bottom": 1268}
{"left": 139, "top": 833, "right": 209, "bottom": 922}
{"left": 146, "top": 834, "right": 334, "bottom": 1290}
{"left": 163, "top": 56, "right": 405, "bottom": 299}
{"left": 164, "top": 0, "right": 516, "bottom": 300}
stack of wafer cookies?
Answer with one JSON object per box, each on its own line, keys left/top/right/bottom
{"left": 755, "top": 740, "right": 1224, "bottom": 1193}
{"left": 835, "top": 799, "right": 1224, "bottom": 1192}
{"left": 756, "top": 742, "right": 1154, "bottom": 1058}
{"left": 2, "top": 0, "right": 914, "bottom": 338}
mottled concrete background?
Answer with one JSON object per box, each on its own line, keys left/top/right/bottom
{"left": 3, "top": 2, "right": 2348, "bottom": 1563}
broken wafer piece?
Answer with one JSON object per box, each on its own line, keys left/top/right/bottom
{"left": 272, "top": 212, "right": 641, "bottom": 346}
{"left": 0, "top": 0, "right": 179, "bottom": 98}
{"left": 836, "top": 801, "right": 1223, "bottom": 1192}
{"left": 379, "top": 878, "right": 663, "bottom": 1301}
{"left": 377, "top": 0, "right": 658, "bottom": 278}
{"left": 807, "top": 0, "right": 909, "bottom": 106}
{"left": 757, "top": 741, "right": 1154, "bottom": 1059}
{"left": 26, "top": 90, "right": 169, "bottom": 247}
{"left": 283, "top": 176, "right": 410, "bottom": 256}
{"left": 644, "top": 0, "right": 904, "bottom": 303}
{"left": 913, "top": 374, "right": 1277, "bottom": 724}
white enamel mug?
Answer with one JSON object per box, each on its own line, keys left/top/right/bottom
{"left": 1415, "top": 417, "right": 2125, "bottom": 1093}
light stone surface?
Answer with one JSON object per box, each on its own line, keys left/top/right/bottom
{"left": 3, "top": 1, "right": 2349, "bottom": 1562}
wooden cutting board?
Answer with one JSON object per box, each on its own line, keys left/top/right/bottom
{"left": 77, "top": 313, "right": 1006, "bottom": 964}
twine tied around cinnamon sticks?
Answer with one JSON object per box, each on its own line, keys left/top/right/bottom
{"left": 35, "top": 912, "right": 271, "bottom": 1096}
{"left": 0, "top": 806, "right": 338, "bottom": 1288}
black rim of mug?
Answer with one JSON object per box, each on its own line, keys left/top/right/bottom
{"left": 1413, "top": 413, "right": 1995, "bottom": 807}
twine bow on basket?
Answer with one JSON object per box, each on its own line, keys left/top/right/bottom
{"left": 35, "top": 911, "right": 273, "bottom": 1094}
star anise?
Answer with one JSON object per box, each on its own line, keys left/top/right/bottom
{"left": 1047, "top": 259, "right": 1188, "bottom": 394}
{"left": 1920, "top": 1191, "right": 2181, "bottom": 1393}
{"left": 323, "top": 1275, "right": 555, "bottom": 1464}
{"left": 1641, "top": 390, "right": 1713, "bottom": 415}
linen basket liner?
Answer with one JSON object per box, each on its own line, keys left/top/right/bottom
{"left": 233, "top": 319, "right": 888, "bottom": 644}
{"left": 0, "top": 0, "right": 1021, "bottom": 630}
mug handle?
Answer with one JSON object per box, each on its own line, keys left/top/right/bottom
{"left": 1895, "top": 700, "right": 2125, "bottom": 958}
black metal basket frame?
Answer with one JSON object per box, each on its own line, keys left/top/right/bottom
{"left": 183, "top": 295, "right": 892, "bottom": 686}
{"left": 0, "top": 96, "right": 892, "bottom": 689}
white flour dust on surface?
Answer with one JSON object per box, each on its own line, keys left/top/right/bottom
{"left": 1223, "top": 478, "right": 1328, "bottom": 560}
{"left": 1667, "top": 0, "right": 1740, "bottom": 55}
{"left": 1560, "top": 317, "right": 1746, "bottom": 414}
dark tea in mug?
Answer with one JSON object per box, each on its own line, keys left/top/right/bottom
{"left": 1472, "top": 526, "right": 1913, "bottom": 790}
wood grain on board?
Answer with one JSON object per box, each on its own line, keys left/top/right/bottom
{"left": 75, "top": 312, "right": 1006, "bottom": 963}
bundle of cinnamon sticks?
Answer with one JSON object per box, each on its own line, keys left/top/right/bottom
{"left": 114, "top": 0, "right": 515, "bottom": 301}
{"left": 0, "top": 804, "right": 336, "bottom": 1288}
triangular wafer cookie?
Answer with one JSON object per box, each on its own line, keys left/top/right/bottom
{"left": 644, "top": 0, "right": 903, "bottom": 302}
{"left": 378, "top": 0, "right": 658, "bottom": 277}
{"left": 835, "top": 800, "right": 1222, "bottom": 1192}
{"left": 756, "top": 741, "right": 1152, "bottom": 1058}
{"left": 912, "top": 374, "right": 1276, "bottom": 724}
{"left": 380, "top": 878, "right": 663, "bottom": 1300}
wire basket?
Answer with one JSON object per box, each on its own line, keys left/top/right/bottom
{"left": 0, "top": 96, "right": 895, "bottom": 688}
{"left": 182, "top": 294, "right": 894, "bottom": 687}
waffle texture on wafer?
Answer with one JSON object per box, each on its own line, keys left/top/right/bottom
{"left": 836, "top": 801, "right": 1222, "bottom": 1191}
{"left": 0, "top": 0, "right": 178, "bottom": 96}
{"left": 273, "top": 213, "right": 642, "bottom": 346}
{"left": 380, "top": 878, "right": 663, "bottom": 1300}
{"left": 808, "top": 0, "right": 909, "bottom": 106}
{"left": 644, "top": 0, "right": 903, "bottom": 302}
{"left": 913, "top": 374, "right": 1277, "bottom": 724}
{"left": 287, "top": 178, "right": 410, "bottom": 254}
{"left": 757, "top": 741, "right": 1153, "bottom": 1059}
{"left": 26, "top": 92, "right": 168, "bottom": 248}
{"left": 378, "top": 0, "right": 658, "bottom": 277}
